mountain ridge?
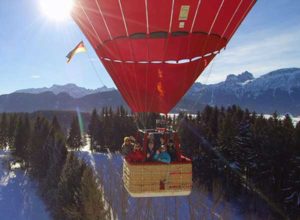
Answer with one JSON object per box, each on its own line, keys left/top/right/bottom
{"left": 1, "top": 68, "right": 299, "bottom": 114}
{"left": 14, "top": 83, "right": 115, "bottom": 98}
{"left": 184, "top": 68, "right": 300, "bottom": 114}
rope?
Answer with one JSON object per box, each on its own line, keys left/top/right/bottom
{"left": 190, "top": 56, "right": 216, "bottom": 113}
{"left": 84, "top": 51, "right": 106, "bottom": 87}
{"left": 72, "top": 4, "right": 107, "bottom": 88}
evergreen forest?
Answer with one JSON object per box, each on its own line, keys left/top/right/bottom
{"left": 0, "top": 113, "right": 107, "bottom": 220}
{"left": 0, "top": 105, "right": 299, "bottom": 219}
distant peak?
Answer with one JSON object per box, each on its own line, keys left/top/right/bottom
{"left": 241, "top": 71, "right": 253, "bottom": 77}
{"left": 239, "top": 71, "right": 254, "bottom": 81}
{"left": 226, "top": 74, "right": 236, "bottom": 82}
{"left": 225, "top": 71, "right": 254, "bottom": 83}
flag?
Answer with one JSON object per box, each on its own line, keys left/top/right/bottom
{"left": 66, "top": 41, "right": 87, "bottom": 63}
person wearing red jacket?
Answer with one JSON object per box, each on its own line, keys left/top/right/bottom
{"left": 125, "top": 143, "right": 146, "bottom": 163}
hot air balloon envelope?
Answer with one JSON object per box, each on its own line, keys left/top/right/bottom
{"left": 72, "top": 0, "right": 256, "bottom": 113}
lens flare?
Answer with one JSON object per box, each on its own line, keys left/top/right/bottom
{"left": 76, "top": 107, "right": 85, "bottom": 138}
{"left": 40, "top": 0, "right": 74, "bottom": 22}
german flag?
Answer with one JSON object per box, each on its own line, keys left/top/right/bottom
{"left": 66, "top": 41, "right": 86, "bottom": 63}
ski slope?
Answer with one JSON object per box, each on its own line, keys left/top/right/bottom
{"left": 0, "top": 150, "right": 50, "bottom": 220}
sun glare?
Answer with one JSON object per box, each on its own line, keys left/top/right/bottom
{"left": 40, "top": 0, "right": 74, "bottom": 22}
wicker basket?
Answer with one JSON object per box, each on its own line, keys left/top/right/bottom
{"left": 123, "top": 159, "right": 192, "bottom": 197}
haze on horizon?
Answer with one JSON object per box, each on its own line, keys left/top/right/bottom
{"left": 0, "top": 0, "right": 299, "bottom": 95}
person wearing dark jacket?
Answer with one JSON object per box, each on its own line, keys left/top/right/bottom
{"left": 146, "top": 141, "right": 156, "bottom": 162}
{"left": 167, "top": 139, "right": 178, "bottom": 162}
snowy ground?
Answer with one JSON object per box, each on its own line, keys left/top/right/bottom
{"left": 169, "top": 113, "right": 300, "bottom": 126}
{"left": 0, "top": 150, "right": 50, "bottom": 220}
{"left": 77, "top": 141, "right": 252, "bottom": 220}
{"left": 263, "top": 115, "right": 300, "bottom": 126}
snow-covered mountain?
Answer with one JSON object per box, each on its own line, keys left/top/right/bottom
{"left": 244, "top": 68, "right": 300, "bottom": 95}
{"left": 182, "top": 68, "right": 300, "bottom": 115}
{"left": 15, "top": 83, "right": 115, "bottom": 98}
{"left": 2, "top": 68, "right": 300, "bottom": 114}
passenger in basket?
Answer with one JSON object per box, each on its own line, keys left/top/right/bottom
{"left": 148, "top": 133, "right": 155, "bottom": 143}
{"left": 129, "top": 136, "right": 136, "bottom": 144}
{"left": 167, "top": 139, "right": 177, "bottom": 162}
{"left": 146, "top": 141, "right": 156, "bottom": 162}
{"left": 121, "top": 136, "right": 133, "bottom": 156}
{"left": 125, "top": 143, "right": 146, "bottom": 162}
{"left": 160, "top": 136, "right": 166, "bottom": 146}
{"left": 154, "top": 145, "right": 171, "bottom": 163}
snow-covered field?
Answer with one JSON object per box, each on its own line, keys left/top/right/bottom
{"left": 0, "top": 150, "right": 50, "bottom": 220}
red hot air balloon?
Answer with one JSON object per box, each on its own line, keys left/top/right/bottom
{"left": 71, "top": 0, "right": 256, "bottom": 197}
{"left": 71, "top": 0, "right": 256, "bottom": 114}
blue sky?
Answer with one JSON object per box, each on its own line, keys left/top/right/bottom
{"left": 0, "top": 0, "right": 299, "bottom": 94}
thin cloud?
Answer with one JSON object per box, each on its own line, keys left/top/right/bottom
{"left": 199, "top": 26, "right": 300, "bottom": 84}
{"left": 31, "top": 75, "right": 41, "bottom": 79}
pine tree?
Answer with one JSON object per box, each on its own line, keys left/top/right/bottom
{"left": 95, "top": 118, "right": 105, "bottom": 151}
{"left": 111, "top": 108, "right": 137, "bottom": 151}
{"left": 250, "top": 115, "right": 273, "bottom": 193}
{"left": 23, "top": 114, "right": 31, "bottom": 161}
{"left": 14, "top": 116, "right": 26, "bottom": 158}
{"left": 48, "top": 116, "right": 66, "bottom": 171}
{"left": 201, "top": 105, "right": 213, "bottom": 124}
{"left": 282, "top": 114, "right": 295, "bottom": 152}
{"left": 0, "top": 113, "right": 8, "bottom": 148}
{"left": 206, "top": 106, "right": 219, "bottom": 143}
{"left": 80, "top": 167, "right": 107, "bottom": 220}
{"left": 51, "top": 116, "right": 62, "bottom": 134}
{"left": 279, "top": 119, "right": 300, "bottom": 218}
{"left": 67, "top": 116, "right": 82, "bottom": 150}
{"left": 28, "top": 116, "right": 51, "bottom": 179}
{"left": 7, "top": 114, "right": 17, "bottom": 148}
{"left": 294, "top": 122, "right": 300, "bottom": 155}
{"left": 119, "top": 105, "right": 126, "bottom": 117}
{"left": 41, "top": 120, "right": 67, "bottom": 213}
{"left": 56, "top": 153, "right": 86, "bottom": 220}
{"left": 102, "top": 110, "right": 114, "bottom": 149}
{"left": 217, "top": 113, "right": 239, "bottom": 159}
{"left": 177, "top": 116, "right": 200, "bottom": 157}
{"left": 88, "top": 109, "right": 99, "bottom": 151}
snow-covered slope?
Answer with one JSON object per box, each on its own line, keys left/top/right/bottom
{"left": 0, "top": 150, "right": 50, "bottom": 220}
{"left": 245, "top": 68, "right": 300, "bottom": 93}
{"left": 204, "top": 68, "right": 300, "bottom": 97}
{"left": 182, "top": 68, "right": 300, "bottom": 114}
